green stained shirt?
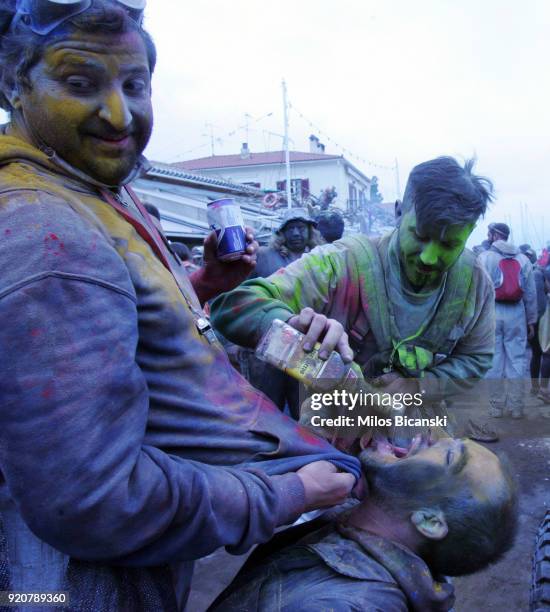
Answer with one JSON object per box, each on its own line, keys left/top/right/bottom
{"left": 210, "top": 233, "right": 495, "bottom": 392}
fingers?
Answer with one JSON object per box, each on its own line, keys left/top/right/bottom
{"left": 202, "top": 230, "right": 218, "bottom": 263}
{"left": 319, "top": 321, "right": 353, "bottom": 362}
{"left": 296, "top": 461, "right": 356, "bottom": 511}
{"left": 335, "top": 330, "right": 354, "bottom": 363}
{"left": 288, "top": 308, "right": 352, "bottom": 361}
{"left": 302, "top": 313, "right": 328, "bottom": 353}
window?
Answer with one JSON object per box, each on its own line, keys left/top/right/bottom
{"left": 276, "top": 179, "right": 310, "bottom": 203}
{"left": 348, "top": 184, "right": 357, "bottom": 212}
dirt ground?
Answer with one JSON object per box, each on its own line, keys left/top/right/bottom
{"left": 188, "top": 389, "right": 550, "bottom": 612}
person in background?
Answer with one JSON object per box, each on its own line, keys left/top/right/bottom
{"left": 537, "top": 266, "right": 550, "bottom": 404}
{"left": 191, "top": 244, "right": 204, "bottom": 267}
{"left": 252, "top": 207, "right": 322, "bottom": 278}
{"left": 316, "top": 209, "right": 345, "bottom": 243}
{"left": 144, "top": 201, "right": 163, "bottom": 233}
{"left": 479, "top": 226, "right": 537, "bottom": 418}
{"left": 170, "top": 241, "right": 199, "bottom": 274}
{"left": 237, "top": 208, "right": 323, "bottom": 419}
{"left": 487, "top": 222, "right": 511, "bottom": 246}
{"left": 519, "top": 245, "right": 547, "bottom": 396}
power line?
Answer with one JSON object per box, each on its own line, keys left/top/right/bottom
{"left": 290, "top": 104, "right": 396, "bottom": 171}
{"left": 170, "top": 112, "right": 274, "bottom": 162}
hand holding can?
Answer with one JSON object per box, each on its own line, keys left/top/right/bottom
{"left": 206, "top": 198, "right": 246, "bottom": 261}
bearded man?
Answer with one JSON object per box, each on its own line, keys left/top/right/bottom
{"left": 211, "top": 436, "right": 518, "bottom": 611}
{"left": 0, "top": 2, "right": 359, "bottom": 609}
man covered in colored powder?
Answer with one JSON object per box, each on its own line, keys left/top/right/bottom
{"left": 212, "top": 157, "right": 496, "bottom": 424}
{"left": 211, "top": 436, "right": 518, "bottom": 611}
{"left": 0, "top": 1, "right": 361, "bottom": 609}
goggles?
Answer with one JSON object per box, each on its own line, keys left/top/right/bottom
{"left": 13, "top": 0, "right": 146, "bottom": 35}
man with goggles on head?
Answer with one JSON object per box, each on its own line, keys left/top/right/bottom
{"left": 0, "top": 1, "right": 361, "bottom": 610}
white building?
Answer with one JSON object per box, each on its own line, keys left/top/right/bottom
{"left": 173, "top": 135, "right": 373, "bottom": 216}
{"left": 131, "top": 162, "right": 280, "bottom": 244}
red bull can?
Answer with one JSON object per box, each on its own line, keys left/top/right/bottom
{"left": 207, "top": 198, "right": 246, "bottom": 261}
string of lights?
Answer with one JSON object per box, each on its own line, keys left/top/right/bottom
{"left": 290, "top": 104, "right": 396, "bottom": 171}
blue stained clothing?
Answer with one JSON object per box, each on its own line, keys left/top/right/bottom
{"left": 0, "top": 132, "right": 360, "bottom": 610}
{"left": 211, "top": 518, "right": 455, "bottom": 612}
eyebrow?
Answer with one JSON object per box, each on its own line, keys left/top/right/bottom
{"left": 450, "top": 442, "right": 468, "bottom": 474}
{"left": 53, "top": 57, "right": 104, "bottom": 71}
{"left": 52, "top": 55, "right": 149, "bottom": 76}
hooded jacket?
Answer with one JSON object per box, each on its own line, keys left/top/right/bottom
{"left": 478, "top": 240, "right": 537, "bottom": 324}
{"left": 0, "top": 130, "right": 360, "bottom": 610}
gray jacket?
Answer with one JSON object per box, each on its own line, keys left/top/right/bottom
{"left": 478, "top": 240, "right": 538, "bottom": 324}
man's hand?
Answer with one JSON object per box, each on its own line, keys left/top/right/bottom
{"left": 528, "top": 324, "right": 535, "bottom": 341}
{"left": 296, "top": 461, "right": 355, "bottom": 511}
{"left": 190, "top": 227, "right": 259, "bottom": 304}
{"left": 202, "top": 225, "right": 258, "bottom": 282}
{"left": 371, "top": 371, "right": 420, "bottom": 395}
{"left": 287, "top": 307, "right": 354, "bottom": 362}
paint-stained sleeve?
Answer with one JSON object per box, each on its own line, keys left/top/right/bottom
{"left": 521, "top": 258, "right": 538, "bottom": 324}
{"left": 211, "top": 243, "right": 349, "bottom": 347}
{"left": 0, "top": 193, "right": 307, "bottom": 565}
{"left": 423, "top": 260, "right": 495, "bottom": 392}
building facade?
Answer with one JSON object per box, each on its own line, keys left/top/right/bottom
{"left": 172, "top": 136, "right": 373, "bottom": 216}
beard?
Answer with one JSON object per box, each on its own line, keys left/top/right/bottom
{"left": 360, "top": 451, "right": 449, "bottom": 511}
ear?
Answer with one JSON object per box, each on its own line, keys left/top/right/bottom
{"left": 394, "top": 200, "right": 403, "bottom": 221}
{"left": 411, "top": 508, "right": 448, "bottom": 540}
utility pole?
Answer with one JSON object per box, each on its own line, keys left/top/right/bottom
{"left": 282, "top": 79, "right": 292, "bottom": 209}
{"left": 394, "top": 158, "right": 401, "bottom": 200}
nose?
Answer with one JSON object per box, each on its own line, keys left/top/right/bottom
{"left": 419, "top": 242, "right": 438, "bottom": 266}
{"left": 98, "top": 88, "right": 132, "bottom": 131}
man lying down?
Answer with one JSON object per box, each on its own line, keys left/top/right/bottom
{"left": 210, "top": 435, "right": 518, "bottom": 612}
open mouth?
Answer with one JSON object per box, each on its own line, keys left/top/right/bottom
{"left": 415, "top": 264, "right": 437, "bottom": 275}
{"left": 88, "top": 134, "right": 132, "bottom": 149}
{"left": 361, "top": 431, "right": 436, "bottom": 459}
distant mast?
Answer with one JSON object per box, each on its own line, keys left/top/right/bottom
{"left": 394, "top": 158, "right": 401, "bottom": 200}
{"left": 282, "top": 79, "right": 292, "bottom": 209}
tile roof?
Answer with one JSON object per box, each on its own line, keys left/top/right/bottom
{"left": 144, "top": 162, "right": 265, "bottom": 196}
{"left": 172, "top": 150, "right": 342, "bottom": 171}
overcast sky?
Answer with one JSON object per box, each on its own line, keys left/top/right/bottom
{"left": 142, "top": 0, "right": 550, "bottom": 249}
{"left": 4, "top": 0, "right": 549, "bottom": 248}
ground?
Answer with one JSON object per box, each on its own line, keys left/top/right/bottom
{"left": 188, "top": 390, "right": 550, "bottom": 612}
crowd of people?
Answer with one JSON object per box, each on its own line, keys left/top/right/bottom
{"left": 474, "top": 224, "right": 550, "bottom": 416}
{"left": 0, "top": 1, "right": 538, "bottom": 611}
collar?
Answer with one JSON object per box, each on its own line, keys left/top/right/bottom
{"left": 303, "top": 518, "right": 455, "bottom": 612}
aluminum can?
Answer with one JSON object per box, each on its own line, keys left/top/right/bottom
{"left": 207, "top": 198, "right": 246, "bottom": 261}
